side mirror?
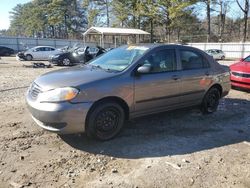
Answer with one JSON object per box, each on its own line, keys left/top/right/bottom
{"left": 239, "top": 58, "right": 244, "bottom": 62}
{"left": 137, "top": 65, "right": 151, "bottom": 74}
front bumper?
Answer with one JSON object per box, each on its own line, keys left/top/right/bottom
{"left": 26, "top": 94, "right": 93, "bottom": 134}
{"left": 16, "top": 52, "right": 26, "bottom": 61}
{"left": 230, "top": 74, "right": 250, "bottom": 90}
{"left": 48, "top": 57, "right": 60, "bottom": 65}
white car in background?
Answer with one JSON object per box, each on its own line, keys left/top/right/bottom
{"left": 205, "top": 49, "right": 225, "bottom": 60}
{"left": 23, "top": 46, "right": 62, "bottom": 61}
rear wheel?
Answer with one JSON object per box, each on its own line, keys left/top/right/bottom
{"left": 62, "top": 58, "right": 71, "bottom": 66}
{"left": 26, "top": 54, "right": 33, "bottom": 61}
{"left": 86, "top": 102, "right": 125, "bottom": 141}
{"left": 201, "top": 87, "right": 220, "bottom": 114}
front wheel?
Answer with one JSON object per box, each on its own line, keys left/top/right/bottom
{"left": 26, "top": 54, "right": 33, "bottom": 61}
{"left": 86, "top": 102, "right": 125, "bottom": 141}
{"left": 201, "top": 87, "right": 220, "bottom": 114}
{"left": 62, "top": 58, "right": 71, "bottom": 66}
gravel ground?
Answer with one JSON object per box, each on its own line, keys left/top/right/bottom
{"left": 0, "top": 57, "right": 249, "bottom": 188}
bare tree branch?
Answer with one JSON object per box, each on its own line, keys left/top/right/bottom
{"left": 236, "top": 0, "right": 246, "bottom": 13}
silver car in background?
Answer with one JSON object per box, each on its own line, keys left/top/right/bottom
{"left": 26, "top": 44, "right": 230, "bottom": 140}
{"left": 23, "top": 46, "right": 62, "bottom": 61}
{"left": 205, "top": 49, "right": 225, "bottom": 60}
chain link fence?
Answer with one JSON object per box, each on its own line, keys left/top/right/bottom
{"left": 189, "top": 42, "right": 250, "bottom": 59}
{"left": 0, "top": 36, "right": 113, "bottom": 52}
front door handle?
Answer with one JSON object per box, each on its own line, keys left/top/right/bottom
{"left": 172, "top": 75, "right": 180, "bottom": 80}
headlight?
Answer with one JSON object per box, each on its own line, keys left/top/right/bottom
{"left": 72, "top": 52, "right": 77, "bottom": 57}
{"left": 37, "top": 87, "right": 79, "bottom": 102}
{"left": 53, "top": 54, "right": 60, "bottom": 58}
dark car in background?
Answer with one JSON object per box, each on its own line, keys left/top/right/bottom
{"left": 26, "top": 44, "right": 230, "bottom": 140}
{"left": 0, "top": 46, "right": 15, "bottom": 56}
{"left": 49, "top": 46, "right": 106, "bottom": 66}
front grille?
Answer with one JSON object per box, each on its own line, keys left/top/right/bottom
{"left": 29, "top": 83, "right": 42, "bottom": 99}
{"left": 232, "top": 71, "right": 250, "bottom": 78}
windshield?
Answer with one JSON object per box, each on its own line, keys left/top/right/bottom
{"left": 89, "top": 46, "right": 149, "bottom": 71}
{"left": 244, "top": 56, "right": 250, "bottom": 62}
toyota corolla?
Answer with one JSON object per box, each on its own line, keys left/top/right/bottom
{"left": 26, "top": 44, "right": 230, "bottom": 140}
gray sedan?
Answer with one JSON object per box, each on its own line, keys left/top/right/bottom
{"left": 26, "top": 44, "right": 230, "bottom": 140}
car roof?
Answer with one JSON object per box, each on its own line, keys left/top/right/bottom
{"left": 0, "top": 46, "right": 12, "bottom": 49}
{"left": 33, "top": 46, "right": 55, "bottom": 48}
{"left": 122, "top": 43, "right": 197, "bottom": 50}
{"left": 121, "top": 44, "right": 207, "bottom": 55}
{"left": 207, "top": 49, "right": 222, "bottom": 51}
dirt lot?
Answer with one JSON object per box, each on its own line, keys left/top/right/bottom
{"left": 0, "top": 57, "right": 249, "bottom": 188}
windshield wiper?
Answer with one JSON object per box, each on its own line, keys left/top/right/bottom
{"left": 91, "top": 65, "right": 115, "bottom": 72}
{"left": 91, "top": 65, "right": 103, "bottom": 70}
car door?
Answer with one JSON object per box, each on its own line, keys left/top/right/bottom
{"left": 134, "top": 48, "right": 181, "bottom": 115}
{"left": 42, "top": 47, "right": 52, "bottom": 60}
{"left": 48, "top": 47, "right": 57, "bottom": 56}
{"left": 178, "top": 49, "right": 213, "bottom": 106}
{"left": 32, "top": 47, "right": 44, "bottom": 60}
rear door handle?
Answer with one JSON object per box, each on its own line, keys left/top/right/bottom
{"left": 172, "top": 75, "right": 180, "bottom": 80}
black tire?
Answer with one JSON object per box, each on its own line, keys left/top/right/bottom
{"left": 86, "top": 102, "right": 125, "bottom": 141}
{"left": 201, "top": 87, "right": 220, "bottom": 114}
{"left": 26, "top": 54, "right": 33, "bottom": 61}
{"left": 62, "top": 58, "right": 71, "bottom": 66}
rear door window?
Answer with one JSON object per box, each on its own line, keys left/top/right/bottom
{"left": 44, "top": 47, "right": 53, "bottom": 51}
{"left": 180, "top": 50, "right": 210, "bottom": 70}
{"left": 38, "top": 47, "right": 46, "bottom": 51}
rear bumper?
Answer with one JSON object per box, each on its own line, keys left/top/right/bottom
{"left": 26, "top": 94, "right": 93, "bottom": 134}
{"left": 220, "top": 80, "right": 231, "bottom": 97}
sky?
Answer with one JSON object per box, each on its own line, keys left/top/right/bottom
{"left": 0, "top": 0, "right": 31, "bottom": 30}
{"left": 0, "top": 0, "right": 244, "bottom": 30}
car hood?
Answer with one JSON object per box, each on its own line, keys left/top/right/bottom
{"left": 34, "top": 65, "right": 118, "bottom": 91}
{"left": 230, "top": 61, "right": 250, "bottom": 73}
{"left": 55, "top": 51, "right": 71, "bottom": 56}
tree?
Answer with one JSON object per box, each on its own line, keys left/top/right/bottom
{"left": 158, "top": 0, "right": 197, "bottom": 43}
{"left": 112, "top": 0, "right": 130, "bottom": 27}
{"left": 236, "top": 0, "right": 249, "bottom": 42}
{"left": 48, "top": 0, "right": 87, "bottom": 38}
{"left": 9, "top": 3, "right": 34, "bottom": 36}
{"left": 214, "top": 0, "right": 230, "bottom": 41}
{"left": 83, "top": 0, "right": 111, "bottom": 27}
